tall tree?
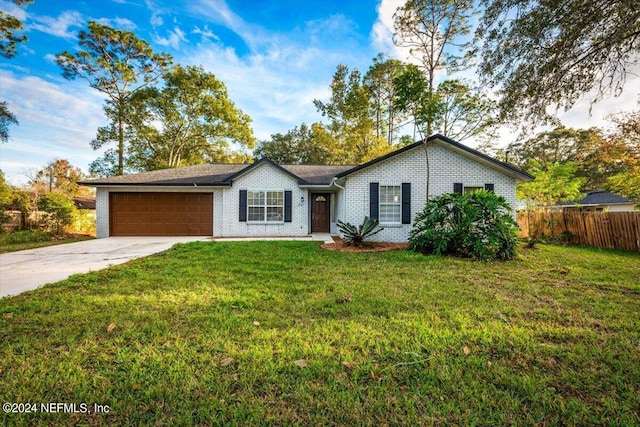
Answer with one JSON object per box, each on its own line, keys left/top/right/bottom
{"left": 477, "top": 0, "right": 640, "bottom": 125}
{"left": 506, "top": 127, "right": 603, "bottom": 172}
{"left": 393, "top": 0, "right": 476, "bottom": 135}
{"left": 436, "top": 80, "right": 496, "bottom": 142}
{"left": 123, "top": 65, "right": 254, "bottom": 171}
{"left": 504, "top": 126, "right": 632, "bottom": 190}
{"left": 314, "top": 65, "right": 389, "bottom": 163}
{"left": 56, "top": 21, "right": 173, "bottom": 175}
{"left": 32, "top": 159, "right": 88, "bottom": 197}
{"left": 363, "top": 55, "right": 406, "bottom": 145}
{"left": 605, "top": 108, "right": 640, "bottom": 203}
{"left": 0, "top": 101, "right": 18, "bottom": 143}
{"left": 1, "top": 0, "right": 32, "bottom": 143}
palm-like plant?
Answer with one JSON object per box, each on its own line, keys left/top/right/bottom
{"left": 337, "top": 217, "right": 384, "bottom": 247}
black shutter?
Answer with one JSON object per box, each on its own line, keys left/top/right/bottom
{"left": 453, "top": 183, "right": 463, "bottom": 195}
{"left": 284, "top": 191, "right": 292, "bottom": 222}
{"left": 369, "top": 182, "right": 379, "bottom": 220}
{"left": 239, "top": 190, "right": 247, "bottom": 222}
{"left": 484, "top": 183, "right": 495, "bottom": 193}
{"left": 401, "top": 183, "right": 411, "bottom": 224}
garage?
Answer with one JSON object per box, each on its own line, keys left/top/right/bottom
{"left": 109, "top": 192, "right": 213, "bottom": 236}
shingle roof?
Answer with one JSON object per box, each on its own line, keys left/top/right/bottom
{"left": 81, "top": 162, "right": 354, "bottom": 186}
{"left": 81, "top": 164, "right": 248, "bottom": 186}
{"left": 564, "top": 190, "right": 633, "bottom": 206}
{"left": 280, "top": 164, "right": 355, "bottom": 184}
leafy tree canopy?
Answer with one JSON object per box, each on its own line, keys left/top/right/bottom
{"left": 0, "top": 0, "right": 32, "bottom": 59}
{"left": 254, "top": 123, "right": 338, "bottom": 164}
{"left": 314, "top": 64, "right": 391, "bottom": 164}
{"left": 517, "top": 161, "right": 584, "bottom": 208}
{"left": 125, "top": 65, "right": 254, "bottom": 171}
{"left": 477, "top": 0, "right": 640, "bottom": 125}
{"left": 604, "top": 108, "right": 640, "bottom": 203}
{"left": 31, "top": 159, "right": 90, "bottom": 198}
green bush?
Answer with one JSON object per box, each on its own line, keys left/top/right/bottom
{"left": 37, "top": 193, "right": 76, "bottom": 235}
{"left": 408, "top": 190, "right": 519, "bottom": 261}
{"left": 337, "top": 217, "right": 384, "bottom": 247}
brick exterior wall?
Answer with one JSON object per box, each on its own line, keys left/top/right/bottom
{"left": 337, "top": 141, "right": 517, "bottom": 243}
{"left": 221, "top": 162, "right": 309, "bottom": 237}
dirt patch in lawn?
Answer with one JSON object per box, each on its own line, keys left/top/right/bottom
{"left": 321, "top": 236, "right": 408, "bottom": 253}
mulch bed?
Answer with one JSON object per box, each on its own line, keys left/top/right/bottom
{"left": 320, "top": 236, "right": 408, "bottom": 253}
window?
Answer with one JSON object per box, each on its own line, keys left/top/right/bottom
{"left": 379, "top": 185, "right": 401, "bottom": 224}
{"left": 464, "top": 186, "right": 483, "bottom": 195}
{"left": 247, "top": 190, "right": 284, "bottom": 222}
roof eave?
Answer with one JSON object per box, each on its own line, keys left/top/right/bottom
{"left": 81, "top": 182, "right": 231, "bottom": 187}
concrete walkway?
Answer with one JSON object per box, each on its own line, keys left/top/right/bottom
{"left": 0, "top": 236, "right": 208, "bottom": 298}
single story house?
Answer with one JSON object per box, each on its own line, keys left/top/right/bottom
{"left": 555, "top": 190, "right": 636, "bottom": 212}
{"left": 82, "top": 134, "right": 533, "bottom": 242}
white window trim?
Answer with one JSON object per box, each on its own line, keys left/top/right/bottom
{"left": 379, "top": 183, "right": 402, "bottom": 225}
{"left": 247, "top": 188, "right": 285, "bottom": 224}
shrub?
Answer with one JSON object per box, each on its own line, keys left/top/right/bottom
{"left": 408, "top": 190, "right": 519, "bottom": 261}
{"left": 37, "top": 193, "right": 76, "bottom": 235}
{"left": 337, "top": 217, "right": 384, "bottom": 247}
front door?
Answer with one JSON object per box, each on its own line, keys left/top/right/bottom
{"left": 311, "top": 193, "right": 330, "bottom": 232}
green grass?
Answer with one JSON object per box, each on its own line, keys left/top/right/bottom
{"left": 1, "top": 242, "right": 639, "bottom": 425}
{"left": 0, "top": 230, "right": 93, "bottom": 253}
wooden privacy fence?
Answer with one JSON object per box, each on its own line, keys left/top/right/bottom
{"left": 517, "top": 211, "right": 640, "bottom": 252}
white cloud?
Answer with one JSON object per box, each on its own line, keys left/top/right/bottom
{"left": 43, "top": 53, "right": 56, "bottom": 63}
{"left": 0, "top": 70, "right": 107, "bottom": 185}
{"left": 29, "top": 10, "right": 84, "bottom": 39}
{"left": 193, "top": 25, "right": 219, "bottom": 42}
{"left": 0, "top": 0, "right": 27, "bottom": 21}
{"left": 153, "top": 26, "right": 188, "bottom": 49}
{"left": 94, "top": 17, "right": 138, "bottom": 31}
{"left": 150, "top": 13, "right": 164, "bottom": 27}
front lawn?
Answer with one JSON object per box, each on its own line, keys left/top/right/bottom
{"left": 1, "top": 242, "right": 639, "bottom": 425}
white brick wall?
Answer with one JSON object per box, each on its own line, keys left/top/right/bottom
{"left": 95, "top": 187, "right": 109, "bottom": 238}
{"left": 220, "top": 163, "right": 309, "bottom": 237}
{"left": 337, "top": 141, "right": 517, "bottom": 243}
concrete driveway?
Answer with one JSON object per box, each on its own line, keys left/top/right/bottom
{"left": 0, "top": 237, "right": 209, "bottom": 298}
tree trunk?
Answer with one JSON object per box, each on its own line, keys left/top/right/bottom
{"left": 117, "top": 105, "right": 125, "bottom": 176}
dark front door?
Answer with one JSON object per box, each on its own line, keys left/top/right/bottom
{"left": 311, "top": 193, "right": 330, "bottom": 232}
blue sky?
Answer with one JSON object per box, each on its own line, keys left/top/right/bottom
{"left": 1, "top": 0, "right": 638, "bottom": 185}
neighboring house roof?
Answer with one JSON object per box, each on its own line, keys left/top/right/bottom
{"left": 558, "top": 190, "right": 633, "bottom": 207}
{"left": 73, "top": 196, "right": 96, "bottom": 210}
{"left": 81, "top": 134, "right": 533, "bottom": 186}
{"left": 336, "top": 134, "right": 534, "bottom": 182}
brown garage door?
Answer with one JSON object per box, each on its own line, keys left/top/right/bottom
{"left": 110, "top": 192, "right": 213, "bottom": 236}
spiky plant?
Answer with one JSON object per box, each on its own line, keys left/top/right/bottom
{"left": 337, "top": 217, "right": 384, "bottom": 247}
